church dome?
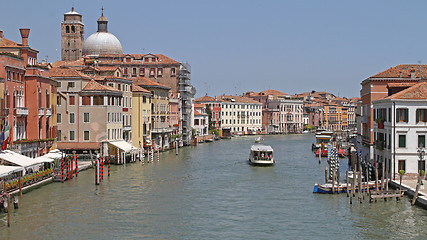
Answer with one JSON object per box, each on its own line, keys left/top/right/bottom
{"left": 83, "top": 32, "right": 123, "bottom": 55}
{"left": 82, "top": 12, "right": 123, "bottom": 56}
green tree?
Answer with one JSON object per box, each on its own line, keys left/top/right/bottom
{"left": 205, "top": 104, "right": 213, "bottom": 129}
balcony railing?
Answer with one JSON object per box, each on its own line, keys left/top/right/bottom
{"left": 45, "top": 108, "right": 52, "bottom": 117}
{"left": 14, "top": 107, "right": 29, "bottom": 116}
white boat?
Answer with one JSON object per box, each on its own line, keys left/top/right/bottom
{"left": 254, "top": 136, "right": 264, "bottom": 143}
{"left": 249, "top": 145, "right": 274, "bottom": 165}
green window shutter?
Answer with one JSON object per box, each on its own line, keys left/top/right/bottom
{"left": 424, "top": 110, "right": 427, "bottom": 122}
{"left": 399, "top": 135, "right": 406, "bottom": 148}
{"left": 396, "top": 109, "right": 400, "bottom": 122}
{"left": 405, "top": 109, "right": 409, "bottom": 122}
{"left": 419, "top": 135, "right": 426, "bottom": 148}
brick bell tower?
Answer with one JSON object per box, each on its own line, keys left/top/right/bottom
{"left": 61, "top": 7, "right": 84, "bottom": 61}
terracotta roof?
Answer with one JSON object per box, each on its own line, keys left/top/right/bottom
{"left": 369, "top": 64, "right": 427, "bottom": 79}
{"left": 386, "top": 82, "right": 417, "bottom": 88}
{"left": 98, "top": 66, "right": 119, "bottom": 72}
{"left": 349, "top": 97, "right": 361, "bottom": 103}
{"left": 0, "top": 38, "right": 19, "bottom": 47}
{"left": 194, "top": 110, "right": 202, "bottom": 116}
{"left": 82, "top": 80, "right": 121, "bottom": 92}
{"left": 259, "top": 90, "right": 288, "bottom": 96}
{"left": 195, "top": 95, "right": 216, "bottom": 102}
{"left": 131, "top": 84, "right": 151, "bottom": 94}
{"left": 49, "top": 67, "right": 90, "bottom": 79}
{"left": 194, "top": 103, "right": 205, "bottom": 108}
{"left": 331, "top": 97, "right": 348, "bottom": 102}
{"left": 97, "top": 53, "right": 180, "bottom": 65}
{"left": 218, "top": 95, "right": 260, "bottom": 104}
{"left": 385, "top": 82, "right": 427, "bottom": 100}
{"left": 51, "top": 58, "right": 85, "bottom": 67}
{"left": 131, "top": 77, "right": 170, "bottom": 89}
{"left": 57, "top": 142, "right": 101, "bottom": 150}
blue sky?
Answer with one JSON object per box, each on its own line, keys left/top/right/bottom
{"left": 1, "top": 0, "right": 426, "bottom": 98}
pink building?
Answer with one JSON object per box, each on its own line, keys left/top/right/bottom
{"left": 195, "top": 95, "right": 222, "bottom": 129}
{"left": 0, "top": 28, "right": 57, "bottom": 157}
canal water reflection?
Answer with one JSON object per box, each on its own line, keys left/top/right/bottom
{"left": 1, "top": 134, "right": 427, "bottom": 239}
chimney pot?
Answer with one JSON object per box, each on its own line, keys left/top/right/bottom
{"left": 0, "top": 29, "right": 3, "bottom": 39}
{"left": 19, "top": 28, "right": 30, "bottom": 46}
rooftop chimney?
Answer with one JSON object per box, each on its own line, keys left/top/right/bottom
{"left": 0, "top": 29, "right": 4, "bottom": 39}
{"left": 19, "top": 28, "right": 30, "bottom": 47}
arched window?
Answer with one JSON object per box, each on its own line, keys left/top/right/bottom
{"left": 71, "top": 26, "right": 75, "bottom": 33}
{"left": 66, "top": 26, "right": 70, "bottom": 33}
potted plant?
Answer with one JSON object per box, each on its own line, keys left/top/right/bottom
{"left": 399, "top": 170, "right": 405, "bottom": 195}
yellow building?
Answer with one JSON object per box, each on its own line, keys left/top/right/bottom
{"left": 133, "top": 77, "right": 171, "bottom": 149}
{"left": 131, "top": 83, "right": 152, "bottom": 148}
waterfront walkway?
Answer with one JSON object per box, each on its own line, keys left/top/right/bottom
{"left": 390, "top": 179, "right": 427, "bottom": 209}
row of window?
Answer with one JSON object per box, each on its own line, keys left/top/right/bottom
{"left": 108, "top": 112, "right": 122, "bottom": 123}
{"left": 375, "top": 108, "right": 427, "bottom": 123}
{"left": 123, "top": 67, "right": 176, "bottom": 77}
{"left": 222, "top": 104, "right": 261, "bottom": 110}
{"left": 222, "top": 111, "right": 261, "bottom": 117}
{"left": 6, "top": 70, "right": 24, "bottom": 82}
{"left": 57, "top": 130, "right": 89, "bottom": 141}
{"left": 222, "top": 119, "right": 260, "bottom": 125}
{"left": 58, "top": 95, "right": 124, "bottom": 107}
{"left": 57, "top": 112, "right": 90, "bottom": 124}
{"left": 398, "top": 135, "right": 426, "bottom": 148}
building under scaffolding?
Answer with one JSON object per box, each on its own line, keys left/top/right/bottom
{"left": 179, "top": 63, "right": 196, "bottom": 145}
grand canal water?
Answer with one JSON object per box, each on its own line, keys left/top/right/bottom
{"left": 1, "top": 134, "right": 427, "bottom": 239}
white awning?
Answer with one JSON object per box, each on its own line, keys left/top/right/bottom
{"left": 34, "top": 149, "right": 63, "bottom": 163}
{"left": 0, "top": 165, "right": 24, "bottom": 178}
{"left": 108, "top": 140, "right": 137, "bottom": 153}
{"left": 0, "top": 150, "right": 42, "bottom": 167}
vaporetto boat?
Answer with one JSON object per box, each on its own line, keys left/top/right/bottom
{"left": 249, "top": 144, "right": 274, "bottom": 165}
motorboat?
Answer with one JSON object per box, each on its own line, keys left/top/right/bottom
{"left": 254, "top": 136, "right": 264, "bottom": 143}
{"left": 249, "top": 144, "right": 274, "bottom": 165}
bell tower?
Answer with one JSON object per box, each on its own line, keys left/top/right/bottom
{"left": 61, "top": 7, "right": 84, "bottom": 61}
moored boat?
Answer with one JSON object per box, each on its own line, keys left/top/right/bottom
{"left": 312, "top": 131, "right": 333, "bottom": 151}
{"left": 249, "top": 144, "right": 274, "bottom": 165}
{"left": 313, "top": 181, "right": 382, "bottom": 194}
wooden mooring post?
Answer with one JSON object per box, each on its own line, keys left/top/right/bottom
{"left": 375, "top": 164, "right": 379, "bottom": 202}
{"left": 412, "top": 174, "right": 422, "bottom": 206}
{"left": 346, "top": 171, "right": 349, "bottom": 197}
{"left": 332, "top": 169, "right": 336, "bottom": 194}
{"left": 358, "top": 164, "right": 363, "bottom": 203}
{"left": 325, "top": 166, "right": 328, "bottom": 184}
{"left": 7, "top": 194, "right": 11, "bottom": 227}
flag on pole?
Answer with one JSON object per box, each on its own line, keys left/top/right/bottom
{"left": 0, "top": 126, "right": 10, "bottom": 150}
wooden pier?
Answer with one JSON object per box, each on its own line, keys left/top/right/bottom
{"left": 369, "top": 190, "right": 404, "bottom": 202}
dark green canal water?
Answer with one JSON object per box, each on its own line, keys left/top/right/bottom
{"left": 1, "top": 134, "right": 427, "bottom": 239}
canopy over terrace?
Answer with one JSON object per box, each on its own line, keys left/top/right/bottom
{"left": 34, "top": 149, "right": 63, "bottom": 165}
{"left": 107, "top": 140, "right": 138, "bottom": 164}
{"left": 108, "top": 140, "right": 137, "bottom": 153}
{"left": 0, "top": 166, "right": 24, "bottom": 178}
{"left": 0, "top": 150, "right": 42, "bottom": 168}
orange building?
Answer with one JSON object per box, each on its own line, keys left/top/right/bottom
{"left": 323, "top": 104, "right": 348, "bottom": 131}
